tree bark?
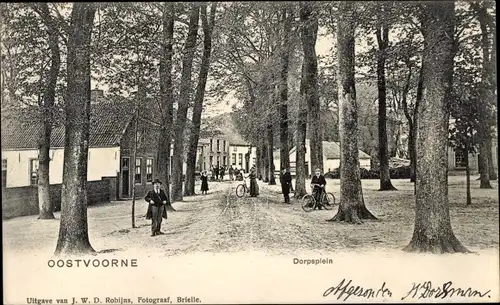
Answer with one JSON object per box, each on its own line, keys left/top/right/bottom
{"left": 295, "top": 63, "right": 308, "bottom": 198}
{"left": 267, "top": 122, "right": 276, "bottom": 185}
{"left": 404, "top": 2, "right": 468, "bottom": 253}
{"left": 262, "top": 138, "right": 269, "bottom": 183}
{"left": 487, "top": 20, "right": 497, "bottom": 181}
{"left": 279, "top": 7, "right": 291, "bottom": 172}
{"left": 487, "top": 140, "right": 497, "bottom": 180}
{"left": 329, "top": 1, "right": 377, "bottom": 224}
{"left": 256, "top": 145, "right": 262, "bottom": 180}
{"left": 476, "top": 3, "right": 493, "bottom": 189}
{"left": 171, "top": 4, "right": 200, "bottom": 202}
{"left": 157, "top": 2, "right": 176, "bottom": 211}
{"left": 300, "top": 2, "right": 323, "bottom": 173}
{"left": 34, "top": 3, "right": 60, "bottom": 220}
{"left": 375, "top": 13, "right": 396, "bottom": 191}
{"left": 55, "top": 3, "right": 96, "bottom": 255}
{"left": 184, "top": 3, "right": 216, "bottom": 196}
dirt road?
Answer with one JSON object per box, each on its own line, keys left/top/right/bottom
{"left": 3, "top": 177, "right": 498, "bottom": 257}
{"left": 3, "top": 178, "right": 499, "bottom": 304}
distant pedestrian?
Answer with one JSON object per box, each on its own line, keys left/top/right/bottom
{"left": 220, "top": 166, "right": 225, "bottom": 181}
{"left": 200, "top": 171, "right": 209, "bottom": 194}
{"left": 228, "top": 166, "right": 234, "bottom": 181}
{"left": 280, "top": 168, "right": 292, "bottom": 204}
{"left": 214, "top": 166, "right": 219, "bottom": 181}
{"left": 145, "top": 179, "right": 168, "bottom": 237}
{"left": 249, "top": 168, "right": 259, "bottom": 197}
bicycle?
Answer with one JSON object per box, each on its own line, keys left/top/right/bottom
{"left": 235, "top": 181, "right": 249, "bottom": 198}
{"left": 301, "top": 185, "right": 336, "bottom": 212}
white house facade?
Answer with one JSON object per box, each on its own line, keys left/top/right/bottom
{"left": 285, "top": 140, "right": 371, "bottom": 176}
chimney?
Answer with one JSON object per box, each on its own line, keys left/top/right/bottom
{"left": 91, "top": 89, "right": 104, "bottom": 103}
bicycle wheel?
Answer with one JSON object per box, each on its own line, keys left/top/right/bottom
{"left": 301, "top": 194, "right": 315, "bottom": 212}
{"left": 236, "top": 184, "right": 246, "bottom": 198}
{"left": 321, "top": 192, "right": 335, "bottom": 210}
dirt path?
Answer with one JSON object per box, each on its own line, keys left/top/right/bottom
{"left": 2, "top": 177, "right": 499, "bottom": 258}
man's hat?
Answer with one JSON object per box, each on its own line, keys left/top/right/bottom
{"left": 153, "top": 179, "right": 163, "bottom": 185}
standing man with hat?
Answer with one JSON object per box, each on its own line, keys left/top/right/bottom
{"left": 280, "top": 168, "right": 293, "bottom": 204}
{"left": 145, "top": 179, "right": 168, "bottom": 236}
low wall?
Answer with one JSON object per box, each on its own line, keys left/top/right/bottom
{"left": 2, "top": 177, "right": 117, "bottom": 220}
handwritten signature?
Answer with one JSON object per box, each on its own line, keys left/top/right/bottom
{"left": 401, "top": 281, "right": 491, "bottom": 300}
{"left": 323, "top": 279, "right": 393, "bottom": 301}
{"left": 323, "top": 279, "right": 491, "bottom": 301}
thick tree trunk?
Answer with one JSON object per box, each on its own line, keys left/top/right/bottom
{"left": 412, "top": 62, "right": 423, "bottom": 187}
{"left": 34, "top": 3, "right": 61, "bottom": 220}
{"left": 404, "top": 2, "right": 468, "bottom": 253}
{"left": 376, "top": 20, "right": 396, "bottom": 191}
{"left": 185, "top": 3, "right": 215, "bottom": 196}
{"left": 256, "top": 145, "right": 262, "bottom": 180}
{"left": 300, "top": 2, "right": 323, "bottom": 173}
{"left": 477, "top": 3, "right": 493, "bottom": 189}
{"left": 55, "top": 3, "right": 96, "bottom": 255}
{"left": 279, "top": 7, "right": 291, "bottom": 172}
{"left": 295, "top": 63, "right": 308, "bottom": 198}
{"left": 262, "top": 139, "right": 269, "bottom": 183}
{"left": 329, "top": 1, "right": 376, "bottom": 224}
{"left": 157, "top": 2, "right": 176, "bottom": 211}
{"left": 171, "top": 4, "right": 200, "bottom": 202}
{"left": 267, "top": 122, "right": 276, "bottom": 185}
{"left": 487, "top": 140, "right": 497, "bottom": 180}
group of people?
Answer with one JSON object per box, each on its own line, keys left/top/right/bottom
{"left": 144, "top": 168, "right": 327, "bottom": 237}
{"left": 208, "top": 165, "right": 224, "bottom": 181}
{"left": 207, "top": 165, "right": 246, "bottom": 181}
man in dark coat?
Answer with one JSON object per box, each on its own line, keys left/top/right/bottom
{"left": 145, "top": 179, "right": 168, "bottom": 236}
{"left": 280, "top": 168, "right": 293, "bottom": 204}
{"left": 310, "top": 168, "right": 327, "bottom": 210}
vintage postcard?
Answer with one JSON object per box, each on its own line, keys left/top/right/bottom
{"left": 2, "top": 1, "right": 498, "bottom": 304}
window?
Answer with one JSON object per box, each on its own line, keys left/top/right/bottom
{"left": 146, "top": 158, "right": 153, "bottom": 182}
{"left": 135, "top": 158, "right": 142, "bottom": 184}
{"left": 223, "top": 140, "right": 226, "bottom": 151}
{"left": 232, "top": 154, "right": 237, "bottom": 165}
{"left": 223, "top": 156, "right": 227, "bottom": 167}
{"left": 217, "top": 156, "right": 220, "bottom": 167}
{"left": 455, "top": 149, "right": 467, "bottom": 168}
{"left": 217, "top": 139, "right": 220, "bottom": 151}
{"left": 2, "top": 159, "right": 7, "bottom": 188}
{"left": 238, "top": 153, "right": 243, "bottom": 167}
{"left": 210, "top": 139, "right": 213, "bottom": 152}
{"left": 209, "top": 156, "right": 213, "bottom": 168}
{"left": 29, "top": 159, "right": 39, "bottom": 185}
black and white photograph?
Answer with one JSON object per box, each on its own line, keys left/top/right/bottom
{"left": 1, "top": 1, "right": 498, "bottom": 304}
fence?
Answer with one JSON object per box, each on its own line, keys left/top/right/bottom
{"left": 2, "top": 177, "right": 117, "bottom": 220}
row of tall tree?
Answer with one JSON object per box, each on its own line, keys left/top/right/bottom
{"left": 2, "top": 2, "right": 220, "bottom": 253}
{"left": 1, "top": 1, "right": 496, "bottom": 254}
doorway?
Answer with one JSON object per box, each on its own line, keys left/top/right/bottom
{"left": 121, "top": 157, "right": 130, "bottom": 197}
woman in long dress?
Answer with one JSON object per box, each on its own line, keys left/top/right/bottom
{"left": 249, "top": 169, "right": 259, "bottom": 197}
{"left": 201, "top": 171, "right": 209, "bottom": 194}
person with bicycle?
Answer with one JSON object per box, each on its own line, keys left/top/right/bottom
{"left": 310, "top": 168, "right": 326, "bottom": 210}
{"left": 249, "top": 168, "right": 259, "bottom": 197}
